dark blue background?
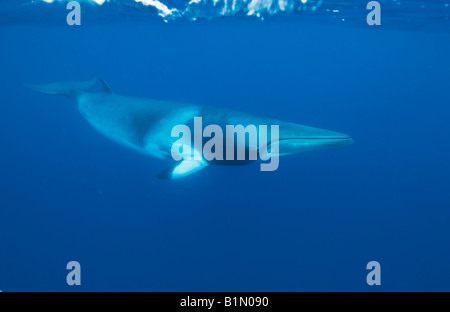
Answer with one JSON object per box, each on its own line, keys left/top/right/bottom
{"left": 1, "top": 3, "right": 450, "bottom": 291}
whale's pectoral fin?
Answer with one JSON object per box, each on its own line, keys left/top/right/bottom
{"left": 157, "top": 159, "right": 208, "bottom": 179}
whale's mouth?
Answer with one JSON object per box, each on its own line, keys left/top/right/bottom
{"left": 282, "top": 136, "right": 353, "bottom": 141}
{"left": 287, "top": 136, "right": 354, "bottom": 145}
{"left": 269, "top": 135, "right": 354, "bottom": 156}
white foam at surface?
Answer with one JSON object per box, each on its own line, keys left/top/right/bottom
{"left": 40, "top": 0, "right": 324, "bottom": 21}
{"left": 42, "top": 0, "right": 108, "bottom": 4}
{"left": 135, "top": 0, "right": 179, "bottom": 18}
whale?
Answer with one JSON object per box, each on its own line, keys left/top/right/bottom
{"left": 25, "top": 78, "right": 353, "bottom": 179}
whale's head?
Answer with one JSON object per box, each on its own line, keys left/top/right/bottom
{"left": 275, "top": 123, "right": 354, "bottom": 155}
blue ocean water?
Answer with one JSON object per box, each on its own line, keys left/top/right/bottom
{"left": 0, "top": 0, "right": 449, "bottom": 291}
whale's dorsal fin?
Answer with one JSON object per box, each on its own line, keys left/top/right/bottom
{"left": 99, "top": 78, "right": 112, "bottom": 93}
{"left": 157, "top": 159, "right": 208, "bottom": 179}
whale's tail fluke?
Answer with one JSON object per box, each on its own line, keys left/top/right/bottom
{"left": 23, "top": 77, "right": 112, "bottom": 97}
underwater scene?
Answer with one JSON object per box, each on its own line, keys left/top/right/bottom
{"left": 0, "top": 0, "right": 450, "bottom": 291}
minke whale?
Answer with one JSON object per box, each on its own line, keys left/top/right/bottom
{"left": 25, "top": 78, "right": 353, "bottom": 179}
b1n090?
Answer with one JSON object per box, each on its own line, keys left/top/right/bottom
{"left": 224, "top": 297, "right": 269, "bottom": 307}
